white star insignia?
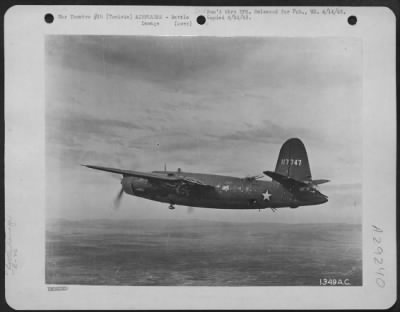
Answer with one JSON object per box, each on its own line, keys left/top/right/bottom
{"left": 262, "top": 190, "right": 271, "bottom": 201}
{"left": 221, "top": 185, "right": 230, "bottom": 191}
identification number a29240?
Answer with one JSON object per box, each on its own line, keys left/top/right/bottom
{"left": 372, "top": 225, "right": 385, "bottom": 288}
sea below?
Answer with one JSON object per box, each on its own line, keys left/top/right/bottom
{"left": 46, "top": 218, "right": 362, "bottom": 286}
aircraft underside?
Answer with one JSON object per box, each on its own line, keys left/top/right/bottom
{"left": 131, "top": 191, "right": 307, "bottom": 210}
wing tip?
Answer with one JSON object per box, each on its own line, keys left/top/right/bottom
{"left": 82, "top": 164, "right": 109, "bottom": 171}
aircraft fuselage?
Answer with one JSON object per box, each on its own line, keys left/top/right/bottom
{"left": 121, "top": 171, "right": 327, "bottom": 209}
{"left": 84, "top": 138, "right": 329, "bottom": 210}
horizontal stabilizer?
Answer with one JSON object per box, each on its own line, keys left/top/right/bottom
{"left": 312, "top": 179, "right": 330, "bottom": 185}
{"left": 264, "top": 170, "right": 330, "bottom": 191}
{"left": 263, "top": 170, "right": 308, "bottom": 190}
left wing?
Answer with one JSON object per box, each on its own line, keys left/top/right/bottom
{"left": 83, "top": 164, "right": 214, "bottom": 190}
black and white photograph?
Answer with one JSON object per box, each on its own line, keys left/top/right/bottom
{"left": 45, "top": 35, "right": 363, "bottom": 286}
{"left": 5, "top": 6, "right": 396, "bottom": 310}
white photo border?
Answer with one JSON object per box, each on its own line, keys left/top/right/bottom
{"left": 4, "top": 5, "right": 396, "bottom": 309}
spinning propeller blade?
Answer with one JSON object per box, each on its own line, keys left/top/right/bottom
{"left": 113, "top": 187, "right": 124, "bottom": 210}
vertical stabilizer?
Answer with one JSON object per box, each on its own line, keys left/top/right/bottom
{"left": 275, "top": 138, "right": 312, "bottom": 182}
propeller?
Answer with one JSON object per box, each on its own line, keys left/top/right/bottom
{"left": 113, "top": 186, "right": 124, "bottom": 210}
{"left": 245, "top": 174, "right": 264, "bottom": 181}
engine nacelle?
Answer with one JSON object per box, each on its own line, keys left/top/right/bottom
{"left": 122, "top": 176, "right": 150, "bottom": 195}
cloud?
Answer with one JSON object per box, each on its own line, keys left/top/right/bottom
{"left": 323, "top": 183, "right": 362, "bottom": 193}
{"left": 46, "top": 36, "right": 361, "bottom": 99}
{"left": 46, "top": 109, "right": 162, "bottom": 170}
{"left": 46, "top": 36, "right": 266, "bottom": 87}
{"left": 47, "top": 110, "right": 159, "bottom": 146}
{"left": 208, "top": 120, "right": 325, "bottom": 145}
{"left": 46, "top": 35, "right": 363, "bottom": 222}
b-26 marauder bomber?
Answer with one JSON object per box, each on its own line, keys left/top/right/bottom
{"left": 84, "top": 138, "right": 329, "bottom": 211}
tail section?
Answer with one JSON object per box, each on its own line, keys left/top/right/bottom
{"left": 264, "top": 138, "right": 329, "bottom": 205}
{"left": 275, "top": 138, "right": 312, "bottom": 182}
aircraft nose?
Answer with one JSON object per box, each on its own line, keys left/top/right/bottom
{"left": 319, "top": 194, "right": 328, "bottom": 204}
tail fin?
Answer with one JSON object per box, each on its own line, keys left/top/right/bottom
{"left": 275, "top": 138, "right": 312, "bottom": 182}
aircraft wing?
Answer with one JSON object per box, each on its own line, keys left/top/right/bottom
{"left": 83, "top": 165, "right": 214, "bottom": 190}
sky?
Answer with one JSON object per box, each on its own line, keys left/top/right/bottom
{"left": 46, "top": 35, "right": 362, "bottom": 223}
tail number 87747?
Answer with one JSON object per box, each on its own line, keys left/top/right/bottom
{"left": 281, "top": 159, "right": 302, "bottom": 166}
